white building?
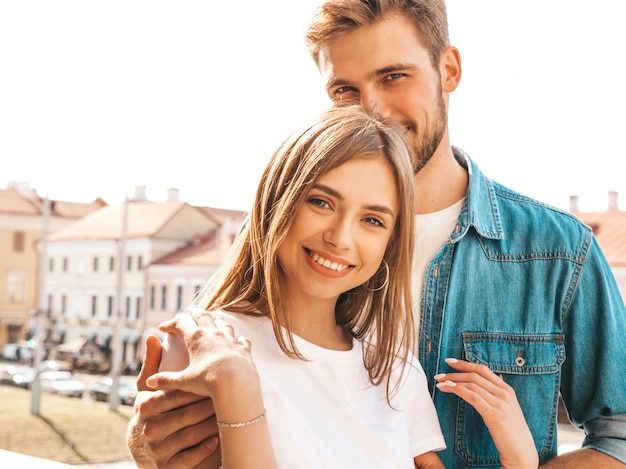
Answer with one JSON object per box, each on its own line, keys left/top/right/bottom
{"left": 45, "top": 194, "right": 226, "bottom": 367}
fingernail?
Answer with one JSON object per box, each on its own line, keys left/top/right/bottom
{"left": 437, "top": 380, "right": 456, "bottom": 388}
{"left": 434, "top": 373, "right": 446, "bottom": 380}
{"left": 445, "top": 357, "right": 458, "bottom": 364}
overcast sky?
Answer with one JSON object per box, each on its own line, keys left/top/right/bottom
{"left": 1, "top": 1, "right": 624, "bottom": 213}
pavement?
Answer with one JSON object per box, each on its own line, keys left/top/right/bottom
{"left": 1, "top": 425, "right": 585, "bottom": 467}
{"left": 0, "top": 450, "right": 136, "bottom": 467}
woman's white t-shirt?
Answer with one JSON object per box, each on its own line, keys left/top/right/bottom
{"left": 210, "top": 311, "right": 445, "bottom": 469}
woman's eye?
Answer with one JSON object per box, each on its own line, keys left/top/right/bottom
{"left": 309, "top": 197, "right": 330, "bottom": 209}
{"left": 364, "top": 217, "right": 385, "bottom": 228}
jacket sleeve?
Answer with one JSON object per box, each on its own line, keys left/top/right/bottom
{"left": 560, "top": 234, "right": 626, "bottom": 463}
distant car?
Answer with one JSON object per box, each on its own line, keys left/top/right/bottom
{"left": 10, "top": 366, "right": 35, "bottom": 389}
{"left": 2, "top": 343, "right": 30, "bottom": 362}
{"left": 39, "top": 360, "right": 72, "bottom": 372}
{"left": 39, "top": 370, "right": 85, "bottom": 398}
{"left": 0, "top": 364, "right": 35, "bottom": 389}
{"left": 90, "top": 377, "right": 137, "bottom": 406}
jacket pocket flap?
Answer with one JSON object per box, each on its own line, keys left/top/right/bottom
{"left": 462, "top": 332, "right": 565, "bottom": 375}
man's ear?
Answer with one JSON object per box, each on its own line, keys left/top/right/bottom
{"left": 440, "top": 46, "right": 462, "bottom": 93}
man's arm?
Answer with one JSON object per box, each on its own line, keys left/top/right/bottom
{"left": 127, "top": 335, "right": 219, "bottom": 468}
{"left": 540, "top": 448, "right": 626, "bottom": 468}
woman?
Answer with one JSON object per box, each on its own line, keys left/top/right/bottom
{"left": 147, "top": 107, "right": 537, "bottom": 469}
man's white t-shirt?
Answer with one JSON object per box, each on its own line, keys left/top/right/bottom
{"left": 412, "top": 199, "right": 465, "bottom": 323}
{"left": 214, "top": 312, "right": 445, "bottom": 468}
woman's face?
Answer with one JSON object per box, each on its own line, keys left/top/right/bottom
{"left": 276, "top": 155, "right": 398, "bottom": 304}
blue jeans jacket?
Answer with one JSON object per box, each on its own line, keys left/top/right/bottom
{"left": 420, "top": 149, "right": 626, "bottom": 467}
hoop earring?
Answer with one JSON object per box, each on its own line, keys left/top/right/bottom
{"left": 365, "top": 259, "right": 389, "bottom": 292}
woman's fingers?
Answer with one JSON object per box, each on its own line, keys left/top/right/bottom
{"left": 435, "top": 359, "right": 507, "bottom": 405}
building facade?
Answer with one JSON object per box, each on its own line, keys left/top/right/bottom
{"left": 0, "top": 181, "right": 105, "bottom": 353}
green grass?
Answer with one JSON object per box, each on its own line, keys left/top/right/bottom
{"left": 0, "top": 385, "right": 134, "bottom": 464}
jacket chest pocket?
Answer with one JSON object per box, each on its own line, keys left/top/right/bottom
{"left": 455, "top": 332, "right": 565, "bottom": 466}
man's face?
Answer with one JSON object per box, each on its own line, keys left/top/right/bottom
{"left": 317, "top": 12, "right": 448, "bottom": 172}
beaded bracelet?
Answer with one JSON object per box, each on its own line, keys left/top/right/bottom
{"left": 216, "top": 409, "right": 267, "bottom": 428}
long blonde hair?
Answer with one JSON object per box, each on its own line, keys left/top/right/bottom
{"left": 197, "top": 106, "right": 416, "bottom": 397}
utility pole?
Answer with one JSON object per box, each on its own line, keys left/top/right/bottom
{"left": 31, "top": 194, "right": 50, "bottom": 415}
{"left": 110, "top": 196, "right": 129, "bottom": 411}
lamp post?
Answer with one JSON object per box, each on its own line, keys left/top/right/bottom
{"left": 31, "top": 194, "right": 50, "bottom": 415}
{"left": 110, "top": 196, "right": 129, "bottom": 411}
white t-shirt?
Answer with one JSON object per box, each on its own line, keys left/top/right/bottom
{"left": 412, "top": 199, "right": 465, "bottom": 323}
{"left": 216, "top": 311, "right": 445, "bottom": 469}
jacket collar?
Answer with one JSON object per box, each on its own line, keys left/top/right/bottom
{"left": 452, "top": 146, "right": 504, "bottom": 241}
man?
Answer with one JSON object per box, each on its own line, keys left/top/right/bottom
{"left": 128, "top": 1, "right": 626, "bottom": 467}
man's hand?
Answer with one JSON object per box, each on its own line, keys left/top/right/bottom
{"left": 127, "top": 335, "right": 220, "bottom": 468}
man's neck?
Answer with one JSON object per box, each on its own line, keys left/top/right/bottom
{"left": 414, "top": 144, "right": 468, "bottom": 214}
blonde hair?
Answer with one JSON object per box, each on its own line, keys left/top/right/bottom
{"left": 197, "top": 106, "right": 416, "bottom": 398}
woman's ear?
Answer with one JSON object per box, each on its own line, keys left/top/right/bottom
{"left": 440, "top": 46, "right": 462, "bottom": 93}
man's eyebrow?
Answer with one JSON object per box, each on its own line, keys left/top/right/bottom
{"left": 312, "top": 183, "right": 395, "bottom": 217}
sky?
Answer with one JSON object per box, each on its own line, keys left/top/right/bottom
{"left": 1, "top": 1, "right": 625, "bottom": 213}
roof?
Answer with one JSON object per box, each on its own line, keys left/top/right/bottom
{"left": 572, "top": 209, "right": 626, "bottom": 267}
{"left": 199, "top": 206, "right": 247, "bottom": 225}
{"left": 48, "top": 201, "right": 214, "bottom": 242}
{"left": 0, "top": 188, "right": 106, "bottom": 219}
{"left": 153, "top": 230, "right": 227, "bottom": 266}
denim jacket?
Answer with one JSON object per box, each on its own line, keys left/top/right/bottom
{"left": 420, "top": 148, "right": 626, "bottom": 467}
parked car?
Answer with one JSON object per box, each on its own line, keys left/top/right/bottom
{"left": 0, "top": 364, "right": 35, "bottom": 388}
{"left": 10, "top": 366, "right": 35, "bottom": 389}
{"left": 90, "top": 377, "right": 137, "bottom": 406}
{"left": 39, "top": 360, "right": 72, "bottom": 372}
{"left": 2, "top": 343, "right": 31, "bottom": 362}
{"left": 39, "top": 370, "right": 85, "bottom": 398}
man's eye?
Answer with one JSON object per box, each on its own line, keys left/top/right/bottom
{"left": 384, "top": 73, "right": 404, "bottom": 81}
{"left": 333, "top": 87, "right": 359, "bottom": 105}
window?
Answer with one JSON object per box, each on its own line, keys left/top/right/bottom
{"left": 7, "top": 271, "right": 26, "bottom": 304}
{"left": 93, "top": 257, "right": 99, "bottom": 272}
{"left": 107, "top": 295, "right": 113, "bottom": 317}
{"left": 135, "top": 297, "right": 141, "bottom": 320}
{"left": 62, "top": 257, "right": 68, "bottom": 272}
{"left": 109, "top": 256, "right": 115, "bottom": 272}
{"left": 161, "top": 286, "right": 167, "bottom": 311}
{"left": 149, "top": 285, "right": 155, "bottom": 309}
{"left": 13, "top": 231, "right": 25, "bottom": 252}
{"left": 125, "top": 296, "right": 131, "bottom": 318}
{"left": 176, "top": 285, "right": 183, "bottom": 311}
{"left": 61, "top": 294, "right": 67, "bottom": 315}
{"left": 47, "top": 294, "right": 53, "bottom": 314}
{"left": 127, "top": 256, "right": 132, "bottom": 271}
{"left": 137, "top": 256, "right": 143, "bottom": 271}
{"left": 91, "top": 295, "right": 97, "bottom": 317}
{"left": 49, "top": 258, "right": 54, "bottom": 273}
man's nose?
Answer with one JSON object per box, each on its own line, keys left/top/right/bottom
{"left": 361, "top": 90, "right": 391, "bottom": 119}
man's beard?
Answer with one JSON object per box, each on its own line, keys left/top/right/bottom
{"left": 408, "top": 92, "right": 447, "bottom": 174}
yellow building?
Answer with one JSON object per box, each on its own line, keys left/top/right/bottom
{"left": 0, "top": 182, "right": 105, "bottom": 350}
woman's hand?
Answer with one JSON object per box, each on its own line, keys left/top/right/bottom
{"left": 146, "top": 308, "right": 260, "bottom": 409}
{"left": 435, "top": 358, "right": 538, "bottom": 469}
